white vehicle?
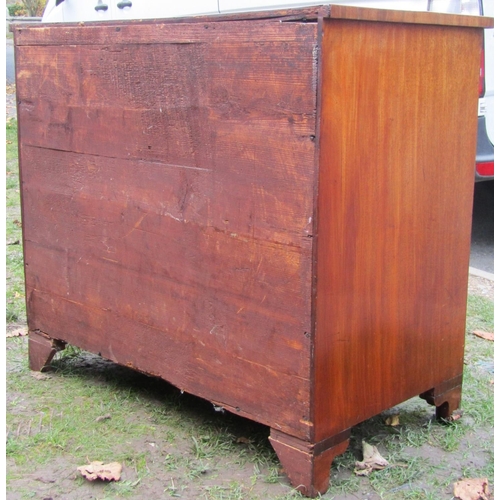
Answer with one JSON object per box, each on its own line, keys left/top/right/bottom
{"left": 42, "top": 0, "right": 494, "bottom": 181}
{"left": 475, "top": 0, "right": 494, "bottom": 181}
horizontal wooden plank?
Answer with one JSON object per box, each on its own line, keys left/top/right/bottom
{"left": 15, "top": 35, "right": 317, "bottom": 169}
{"left": 25, "top": 241, "right": 311, "bottom": 376}
{"left": 22, "top": 195, "right": 312, "bottom": 318}
{"left": 17, "top": 113, "right": 315, "bottom": 184}
{"left": 13, "top": 17, "right": 317, "bottom": 45}
{"left": 20, "top": 146, "right": 314, "bottom": 245}
{"left": 27, "top": 288, "right": 312, "bottom": 439}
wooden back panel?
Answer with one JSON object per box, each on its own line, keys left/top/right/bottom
{"left": 314, "top": 17, "right": 482, "bottom": 440}
{"left": 15, "top": 19, "right": 318, "bottom": 439}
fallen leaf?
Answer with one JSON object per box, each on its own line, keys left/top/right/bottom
{"left": 6, "top": 140, "right": 13, "bottom": 144}
{"left": 236, "top": 437, "right": 251, "bottom": 444}
{"left": 473, "top": 331, "right": 494, "bottom": 342}
{"left": 353, "top": 466, "right": 371, "bottom": 477}
{"left": 6, "top": 328, "right": 28, "bottom": 338}
{"left": 95, "top": 414, "right": 112, "bottom": 422}
{"left": 30, "top": 372, "right": 51, "bottom": 381}
{"left": 7, "top": 240, "right": 20, "bottom": 246}
{"left": 453, "top": 478, "right": 489, "bottom": 500}
{"left": 77, "top": 461, "right": 122, "bottom": 482}
{"left": 449, "top": 409, "right": 463, "bottom": 422}
{"left": 354, "top": 441, "right": 389, "bottom": 476}
{"left": 384, "top": 414, "right": 400, "bottom": 426}
{"left": 13, "top": 219, "right": 22, "bottom": 228}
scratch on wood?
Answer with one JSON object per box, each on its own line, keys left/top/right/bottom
{"left": 26, "top": 145, "right": 213, "bottom": 173}
{"left": 139, "top": 160, "right": 212, "bottom": 172}
{"left": 102, "top": 257, "right": 119, "bottom": 263}
{"left": 123, "top": 213, "right": 148, "bottom": 238}
{"left": 234, "top": 356, "right": 309, "bottom": 382}
{"left": 163, "top": 212, "right": 184, "bottom": 223}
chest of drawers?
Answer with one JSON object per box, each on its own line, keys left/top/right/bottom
{"left": 14, "top": 6, "right": 492, "bottom": 496}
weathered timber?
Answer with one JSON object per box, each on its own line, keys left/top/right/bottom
{"left": 28, "top": 330, "right": 66, "bottom": 372}
{"left": 14, "top": 6, "right": 493, "bottom": 497}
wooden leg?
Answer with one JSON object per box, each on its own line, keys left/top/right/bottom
{"left": 420, "top": 374, "right": 462, "bottom": 421}
{"left": 29, "top": 330, "right": 66, "bottom": 372}
{"left": 269, "top": 428, "right": 350, "bottom": 498}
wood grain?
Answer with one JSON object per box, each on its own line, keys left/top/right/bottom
{"left": 326, "top": 5, "right": 493, "bottom": 28}
{"left": 314, "top": 18, "right": 483, "bottom": 441}
{"left": 16, "top": 19, "right": 319, "bottom": 440}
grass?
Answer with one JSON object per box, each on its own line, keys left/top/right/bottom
{"left": 5, "top": 118, "right": 494, "bottom": 499}
{"left": 6, "top": 118, "right": 26, "bottom": 325}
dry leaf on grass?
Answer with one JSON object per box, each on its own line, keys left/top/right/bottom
{"left": 448, "top": 409, "right": 463, "bottom": 422}
{"left": 6, "top": 328, "right": 28, "bottom": 338}
{"left": 236, "top": 437, "right": 251, "bottom": 444}
{"left": 77, "top": 461, "right": 122, "bottom": 482}
{"left": 95, "top": 414, "right": 112, "bottom": 422}
{"left": 384, "top": 414, "right": 400, "bottom": 426}
{"left": 30, "top": 372, "right": 51, "bottom": 381}
{"left": 453, "top": 478, "right": 489, "bottom": 500}
{"left": 473, "top": 331, "right": 494, "bottom": 342}
{"left": 354, "top": 441, "right": 389, "bottom": 476}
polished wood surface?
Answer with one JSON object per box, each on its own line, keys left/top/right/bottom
{"left": 314, "top": 17, "right": 483, "bottom": 442}
{"left": 326, "top": 5, "right": 493, "bottom": 27}
{"left": 14, "top": 6, "right": 492, "bottom": 497}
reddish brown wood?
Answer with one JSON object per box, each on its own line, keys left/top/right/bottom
{"left": 29, "top": 330, "right": 66, "bottom": 371}
{"left": 420, "top": 375, "right": 463, "bottom": 420}
{"left": 14, "top": 6, "right": 492, "bottom": 497}
{"left": 313, "top": 17, "right": 484, "bottom": 442}
{"left": 269, "top": 429, "right": 350, "bottom": 497}
{"left": 17, "top": 17, "right": 318, "bottom": 441}
{"left": 326, "top": 5, "right": 493, "bottom": 27}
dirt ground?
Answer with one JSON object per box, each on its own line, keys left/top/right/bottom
{"left": 468, "top": 273, "right": 494, "bottom": 301}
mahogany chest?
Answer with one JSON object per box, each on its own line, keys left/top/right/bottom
{"left": 14, "top": 6, "right": 492, "bottom": 496}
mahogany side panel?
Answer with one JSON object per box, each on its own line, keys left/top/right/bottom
{"left": 16, "top": 19, "right": 319, "bottom": 439}
{"left": 314, "top": 19, "right": 482, "bottom": 441}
